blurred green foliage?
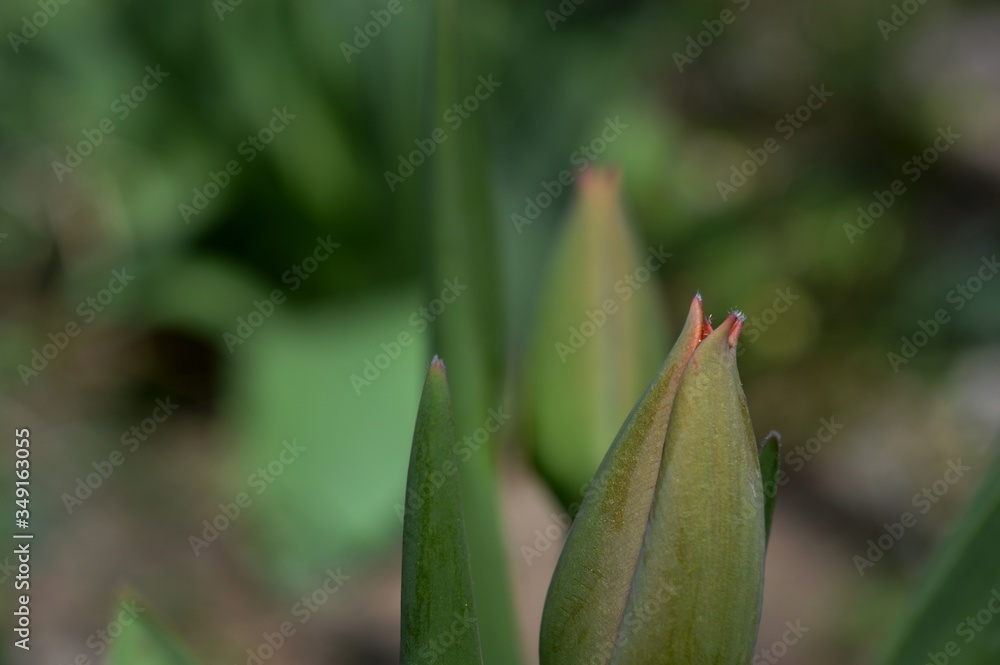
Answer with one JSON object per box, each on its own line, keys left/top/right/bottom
{"left": 2, "top": 0, "right": 999, "bottom": 663}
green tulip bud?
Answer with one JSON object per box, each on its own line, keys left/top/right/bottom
{"left": 541, "top": 297, "right": 768, "bottom": 665}
{"left": 526, "top": 168, "right": 669, "bottom": 506}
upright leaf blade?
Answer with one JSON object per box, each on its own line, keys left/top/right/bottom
{"left": 106, "top": 598, "right": 202, "bottom": 665}
{"left": 401, "top": 358, "right": 483, "bottom": 665}
{"left": 425, "top": 1, "right": 520, "bottom": 663}
{"left": 877, "top": 450, "right": 1000, "bottom": 665}
{"left": 759, "top": 431, "right": 781, "bottom": 545}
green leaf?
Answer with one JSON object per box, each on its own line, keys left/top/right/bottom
{"left": 759, "top": 431, "right": 782, "bottom": 545}
{"left": 877, "top": 450, "right": 1000, "bottom": 665}
{"left": 610, "top": 314, "right": 764, "bottom": 664}
{"left": 401, "top": 358, "right": 483, "bottom": 665}
{"left": 540, "top": 297, "right": 704, "bottom": 665}
{"left": 527, "top": 169, "right": 669, "bottom": 506}
{"left": 424, "top": 0, "right": 521, "bottom": 663}
{"left": 106, "top": 598, "right": 201, "bottom": 665}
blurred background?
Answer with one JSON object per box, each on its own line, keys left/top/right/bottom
{"left": 2, "top": 0, "right": 999, "bottom": 664}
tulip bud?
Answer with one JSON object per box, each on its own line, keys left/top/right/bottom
{"left": 540, "top": 295, "right": 706, "bottom": 664}
{"left": 610, "top": 312, "right": 764, "bottom": 664}
{"left": 526, "top": 167, "right": 669, "bottom": 506}
{"left": 541, "top": 297, "right": 770, "bottom": 665}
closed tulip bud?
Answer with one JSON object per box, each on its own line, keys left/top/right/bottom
{"left": 541, "top": 296, "right": 774, "bottom": 665}
{"left": 526, "top": 167, "right": 669, "bottom": 507}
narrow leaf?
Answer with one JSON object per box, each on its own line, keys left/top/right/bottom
{"left": 401, "top": 358, "right": 483, "bottom": 665}
{"left": 877, "top": 450, "right": 1000, "bottom": 665}
{"left": 759, "top": 431, "right": 781, "bottom": 545}
{"left": 425, "top": 0, "right": 521, "bottom": 662}
{"left": 106, "top": 597, "right": 202, "bottom": 665}
{"left": 539, "top": 297, "right": 705, "bottom": 665}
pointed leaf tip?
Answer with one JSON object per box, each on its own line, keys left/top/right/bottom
{"left": 758, "top": 432, "right": 781, "bottom": 546}
{"left": 430, "top": 355, "right": 446, "bottom": 373}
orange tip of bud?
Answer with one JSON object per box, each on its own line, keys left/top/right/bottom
{"left": 727, "top": 311, "right": 745, "bottom": 348}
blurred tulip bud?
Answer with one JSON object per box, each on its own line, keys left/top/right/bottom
{"left": 541, "top": 296, "right": 770, "bottom": 665}
{"left": 526, "top": 167, "right": 669, "bottom": 506}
